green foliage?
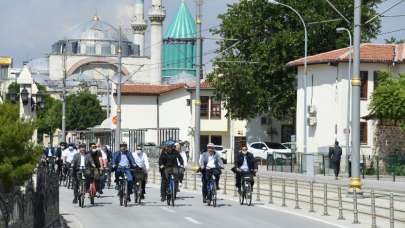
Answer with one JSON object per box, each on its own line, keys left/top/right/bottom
{"left": 369, "top": 72, "right": 405, "bottom": 129}
{"left": 384, "top": 153, "right": 405, "bottom": 176}
{"left": 0, "top": 102, "right": 41, "bottom": 192}
{"left": 66, "top": 91, "right": 106, "bottom": 131}
{"left": 385, "top": 36, "right": 405, "bottom": 44}
{"left": 208, "top": 0, "right": 381, "bottom": 119}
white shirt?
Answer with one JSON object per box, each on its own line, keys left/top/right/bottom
{"left": 80, "top": 154, "right": 86, "bottom": 167}
{"left": 240, "top": 156, "right": 249, "bottom": 172}
{"left": 100, "top": 149, "right": 107, "bottom": 160}
{"left": 179, "top": 151, "right": 188, "bottom": 168}
{"left": 132, "top": 151, "right": 149, "bottom": 171}
{"left": 63, "top": 148, "right": 78, "bottom": 163}
{"left": 206, "top": 154, "right": 216, "bottom": 169}
{"left": 47, "top": 148, "right": 53, "bottom": 157}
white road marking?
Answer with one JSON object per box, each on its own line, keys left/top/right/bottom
{"left": 184, "top": 217, "right": 202, "bottom": 225}
{"left": 160, "top": 207, "right": 175, "bottom": 213}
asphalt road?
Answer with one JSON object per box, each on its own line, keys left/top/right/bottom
{"left": 60, "top": 184, "right": 343, "bottom": 228}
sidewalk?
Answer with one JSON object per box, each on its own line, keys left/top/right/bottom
{"left": 255, "top": 165, "right": 405, "bottom": 193}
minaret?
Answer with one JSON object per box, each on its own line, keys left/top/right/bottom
{"left": 131, "top": 0, "right": 147, "bottom": 56}
{"left": 148, "top": 0, "right": 166, "bottom": 84}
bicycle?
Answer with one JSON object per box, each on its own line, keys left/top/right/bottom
{"left": 239, "top": 172, "right": 253, "bottom": 206}
{"left": 116, "top": 166, "right": 131, "bottom": 207}
{"left": 105, "top": 167, "right": 112, "bottom": 189}
{"left": 77, "top": 167, "right": 88, "bottom": 208}
{"left": 206, "top": 169, "right": 218, "bottom": 207}
{"left": 133, "top": 167, "right": 145, "bottom": 205}
{"left": 166, "top": 173, "right": 176, "bottom": 207}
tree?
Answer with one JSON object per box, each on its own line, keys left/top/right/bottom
{"left": 36, "top": 84, "right": 62, "bottom": 143}
{"left": 66, "top": 91, "right": 106, "bottom": 131}
{"left": 208, "top": 0, "right": 381, "bottom": 120}
{"left": 0, "top": 102, "right": 41, "bottom": 193}
{"left": 370, "top": 71, "right": 405, "bottom": 129}
{"left": 385, "top": 36, "right": 405, "bottom": 44}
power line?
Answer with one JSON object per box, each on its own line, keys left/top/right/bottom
{"left": 379, "top": 27, "right": 405, "bottom": 35}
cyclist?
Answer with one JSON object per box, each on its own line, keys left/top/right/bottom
{"left": 89, "top": 143, "right": 104, "bottom": 195}
{"left": 199, "top": 143, "right": 224, "bottom": 203}
{"left": 158, "top": 145, "right": 168, "bottom": 200}
{"left": 71, "top": 144, "right": 96, "bottom": 204}
{"left": 175, "top": 142, "right": 188, "bottom": 187}
{"left": 159, "top": 141, "right": 183, "bottom": 202}
{"left": 234, "top": 146, "right": 257, "bottom": 195}
{"left": 131, "top": 144, "right": 149, "bottom": 199}
{"left": 62, "top": 143, "right": 78, "bottom": 183}
{"left": 112, "top": 142, "right": 136, "bottom": 201}
{"left": 56, "top": 142, "right": 67, "bottom": 179}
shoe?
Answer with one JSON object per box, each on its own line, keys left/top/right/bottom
{"left": 127, "top": 196, "right": 131, "bottom": 202}
{"left": 161, "top": 196, "right": 166, "bottom": 202}
{"left": 216, "top": 186, "right": 220, "bottom": 190}
{"left": 141, "top": 194, "right": 145, "bottom": 200}
{"left": 203, "top": 198, "right": 207, "bottom": 203}
{"left": 99, "top": 190, "right": 103, "bottom": 194}
{"left": 72, "top": 198, "right": 78, "bottom": 204}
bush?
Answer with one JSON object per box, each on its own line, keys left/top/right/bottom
{"left": 0, "top": 102, "right": 41, "bottom": 193}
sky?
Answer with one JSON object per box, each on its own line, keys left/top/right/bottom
{"left": 0, "top": 0, "right": 404, "bottom": 68}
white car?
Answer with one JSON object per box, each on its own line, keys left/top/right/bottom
{"left": 213, "top": 145, "right": 228, "bottom": 164}
{"left": 248, "top": 142, "right": 292, "bottom": 160}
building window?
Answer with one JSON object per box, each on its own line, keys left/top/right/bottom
{"left": 0, "top": 66, "right": 8, "bottom": 80}
{"left": 200, "top": 96, "right": 209, "bottom": 118}
{"left": 360, "top": 122, "right": 368, "bottom": 144}
{"left": 211, "top": 135, "right": 222, "bottom": 145}
{"left": 261, "top": 117, "right": 267, "bottom": 125}
{"left": 200, "top": 135, "right": 209, "bottom": 152}
{"left": 210, "top": 97, "right": 221, "bottom": 119}
{"left": 360, "top": 71, "right": 368, "bottom": 99}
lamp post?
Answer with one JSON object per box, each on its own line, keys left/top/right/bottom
{"left": 350, "top": 0, "right": 362, "bottom": 192}
{"left": 114, "top": 26, "right": 123, "bottom": 152}
{"left": 268, "top": 0, "right": 308, "bottom": 156}
{"left": 336, "top": 27, "right": 352, "bottom": 170}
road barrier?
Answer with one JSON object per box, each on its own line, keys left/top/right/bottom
{"left": 147, "top": 165, "right": 405, "bottom": 227}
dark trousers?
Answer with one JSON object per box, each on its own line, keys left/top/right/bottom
{"left": 73, "top": 170, "right": 92, "bottom": 200}
{"left": 235, "top": 171, "right": 254, "bottom": 191}
{"left": 201, "top": 169, "right": 220, "bottom": 199}
{"left": 161, "top": 167, "right": 180, "bottom": 197}
{"left": 133, "top": 168, "right": 147, "bottom": 194}
{"left": 334, "top": 160, "right": 341, "bottom": 178}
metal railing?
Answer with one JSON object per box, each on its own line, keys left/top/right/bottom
{"left": 149, "top": 165, "right": 405, "bottom": 227}
{"left": 0, "top": 162, "right": 60, "bottom": 228}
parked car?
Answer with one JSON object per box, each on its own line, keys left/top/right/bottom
{"left": 248, "top": 142, "right": 292, "bottom": 160}
{"left": 213, "top": 145, "right": 228, "bottom": 164}
{"left": 281, "top": 142, "right": 296, "bottom": 151}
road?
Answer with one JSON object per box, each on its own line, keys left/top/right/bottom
{"left": 59, "top": 184, "right": 345, "bottom": 228}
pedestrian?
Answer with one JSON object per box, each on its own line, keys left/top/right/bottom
{"left": 331, "top": 141, "right": 342, "bottom": 180}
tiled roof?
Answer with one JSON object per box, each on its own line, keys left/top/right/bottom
{"left": 287, "top": 43, "right": 405, "bottom": 67}
{"left": 121, "top": 84, "right": 186, "bottom": 95}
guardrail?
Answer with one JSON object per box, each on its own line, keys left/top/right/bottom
{"left": 149, "top": 165, "right": 405, "bottom": 227}
{"left": 0, "top": 161, "right": 60, "bottom": 228}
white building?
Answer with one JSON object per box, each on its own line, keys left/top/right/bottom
{"left": 288, "top": 43, "right": 405, "bottom": 158}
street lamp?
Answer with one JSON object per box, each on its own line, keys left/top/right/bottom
{"left": 336, "top": 27, "right": 353, "bottom": 166}
{"left": 268, "top": 0, "right": 309, "bottom": 157}
{"left": 35, "top": 91, "right": 45, "bottom": 109}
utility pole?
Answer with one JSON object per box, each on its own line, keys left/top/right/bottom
{"left": 193, "top": 0, "right": 203, "bottom": 164}
{"left": 61, "top": 45, "right": 66, "bottom": 143}
{"left": 350, "top": 0, "right": 362, "bottom": 192}
{"left": 115, "top": 26, "right": 123, "bottom": 152}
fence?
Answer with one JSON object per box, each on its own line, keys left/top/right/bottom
{"left": 0, "top": 162, "right": 60, "bottom": 228}
{"left": 266, "top": 152, "right": 405, "bottom": 182}
{"left": 148, "top": 165, "right": 405, "bottom": 227}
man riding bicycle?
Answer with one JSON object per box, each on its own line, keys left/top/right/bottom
{"left": 71, "top": 144, "right": 96, "bottom": 204}
{"left": 89, "top": 143, "right": 104, "bottom": 195}
{"left": 112, "top": 142, "right": 136, "bottom": 201}
{"left": 199, "top": 143, "right": 224, "bottom": 203}
{"left": 234, "top": 146, "right": 257, "bottom": 194}
{"left": 159, "top": 141, "right": 183, "bottom": 202}
{"left": 131, "top": 144, "right": 149, "bottom": 199}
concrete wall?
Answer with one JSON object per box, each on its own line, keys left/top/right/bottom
{"left": 295, "top": 62, "right": 398, "bottom": 157}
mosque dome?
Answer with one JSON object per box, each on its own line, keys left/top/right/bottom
{"left": 65, "top": 16, "right": 129, "bottom": 42}
{"left": 52, "top": 16, "right": 139, "bottom": 57}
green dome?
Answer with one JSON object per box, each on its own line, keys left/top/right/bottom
{"left": 163, "top": 2, "right": 196, "bottom": 80}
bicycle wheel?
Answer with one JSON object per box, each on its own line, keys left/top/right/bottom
{"left": 80, "top": 181, "right": 85, "bottom": 208}
{"left": 171, "top": 179, "right": 176, "bottom": 207}
{"left": 107, "top": 172, "right": 111, "bottom": 189}
{"left": 212, "top": 182, "right": 217, "bottom": 207}
{"left": 134, "top": 182, "right": 139, "bottom": 205}
{"left": 119, "top": 181, "right": 123, "bottom": 206}
{"left": 239, "top": 184, "right": 245, "bottom": 205}
{"left": 123, "top": 181, "right": 128, "bottom": 207}
{"left": 246, "top": 183, "right": 252, "bottom": 206}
